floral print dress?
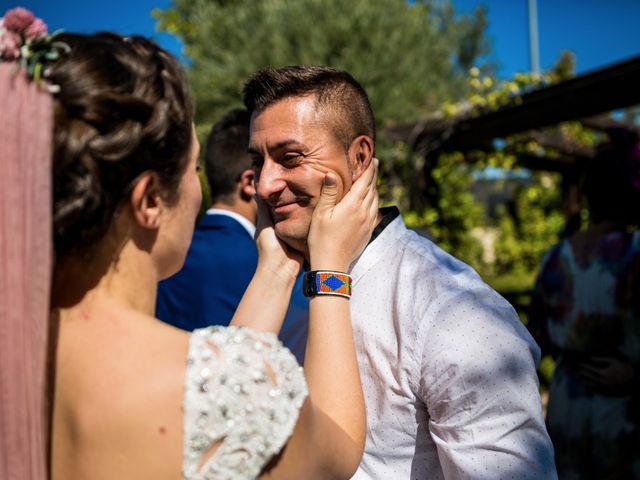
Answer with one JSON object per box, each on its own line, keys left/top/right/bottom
{"left": 530, "top": 230, "right": 640, "bottom": 479}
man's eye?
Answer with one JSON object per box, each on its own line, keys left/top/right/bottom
{"left": 281, "top": 153, "right": 302, "bottom": 165}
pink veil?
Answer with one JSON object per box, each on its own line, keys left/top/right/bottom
{"left": 0, "top": 63, "right": 52, "bottom": 479}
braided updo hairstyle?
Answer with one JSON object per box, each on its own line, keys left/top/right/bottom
{"left": 48, "top": 33, "right": 194, "bottom": 259}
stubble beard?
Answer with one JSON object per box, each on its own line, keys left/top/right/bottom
{"left": 273, "top": 218, "right": 311, "bottom": 260}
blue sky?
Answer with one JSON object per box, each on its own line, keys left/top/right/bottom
{"left": 454, "top": 0, "right": 640, "bottom": 77}
{"left": 2, "top": 0, "right": 639, "bottom": 79}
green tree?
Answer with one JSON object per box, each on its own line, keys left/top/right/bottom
{"left": 401, "top": 54, "right": 597, "bottom": 303}
{"left": 154, "top": 0, "right": 491, "bottom": 132}
{"left": 403, "top": 150, "right": 485, "bottom": 268}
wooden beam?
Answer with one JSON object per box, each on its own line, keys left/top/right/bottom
{"left": 404, "top": 55, "right": 640, "bottom": 156}
{"left": 512, "top": 153, "right": 585, "bottom": 174}
{"left": 512, "top": 130, "right": 596, "bottom": 158}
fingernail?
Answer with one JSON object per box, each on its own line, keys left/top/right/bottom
{"left": 324, "top": 174, "right": 336, "bottom": 186}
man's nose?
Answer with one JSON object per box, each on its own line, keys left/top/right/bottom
{"left": 256, "top": 158, "right": 286, "bottom": 201}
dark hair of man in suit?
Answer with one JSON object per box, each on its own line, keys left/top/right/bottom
{"left": 204, "top": 109, "right": 253, "bottom": 205}
{"left": 242, "top": 65, "right": 375, "bottom": 151}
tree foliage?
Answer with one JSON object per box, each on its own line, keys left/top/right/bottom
{"left": 403, "top": 54, "right": 603, "bottom": 300}
{"left": 403, "top": 151, "right": 485, "bottom": 268}
{"left": 154, "top": 0, "right": 491, "bottom": 131}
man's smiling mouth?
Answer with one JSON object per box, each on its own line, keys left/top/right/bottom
{"left": 272, "top": 202, "right": 300, "bottom": 215}
{"left": 270, "top": 198, "right": 310, "bottom": 217}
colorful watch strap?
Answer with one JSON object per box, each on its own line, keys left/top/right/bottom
{"left": 303, "top": 270, "right": 353, "bottom": 299}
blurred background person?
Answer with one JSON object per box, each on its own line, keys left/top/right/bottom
{"left": 529, "top": 127, "right": 640, "bottom": 479}
{"left": 156, "top": 109, "right": 309, "bottom": 363}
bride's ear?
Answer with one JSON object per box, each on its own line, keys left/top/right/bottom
{"left": 129, "top": 171, "right": 163, "bottom": 230}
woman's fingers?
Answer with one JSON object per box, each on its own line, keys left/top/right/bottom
{"left": 306, "top": 157, "right": 380, "bottom": 270}
{"left": 255, "top": 195, "right": 274, "bottom": 236}
{"left": 314, "top": 173, "right": 341, "bottom": 217}
{"left": 340, "top": 158, "right": 379, "bottom": 224}
{"left": 344, "top": 157, "right": 377, "bottom": 203}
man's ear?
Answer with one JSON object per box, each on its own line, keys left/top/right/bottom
{"left": 129, "top": 171, "right": 163, "bottom": 230}
{"left": 348, "top": 135, "right": 374, "bottom": 180}
{"left": 239, "top": 168, "right": 256, "bottom": 201}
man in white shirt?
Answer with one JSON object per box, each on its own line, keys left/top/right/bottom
{"left": 243, "top": 66, "right": 557, "bottom": 479}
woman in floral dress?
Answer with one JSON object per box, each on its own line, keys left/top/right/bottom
{"left": 530, "top": 128, "right": 640, "bottom": 479}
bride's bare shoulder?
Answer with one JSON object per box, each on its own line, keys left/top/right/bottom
{"left": 53, "top": 305, "right": 192, "bottom": 480}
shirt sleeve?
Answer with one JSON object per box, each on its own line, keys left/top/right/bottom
{"left": 419, "top": 288, "right": 557, "bottom": 479}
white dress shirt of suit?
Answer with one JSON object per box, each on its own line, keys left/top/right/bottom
{"left": 349, "top": 209, "right": 557, "bottom": 480}
{"left": 206, "top": 207, "right": 256, "bottom": 237}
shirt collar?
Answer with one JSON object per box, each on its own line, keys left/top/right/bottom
{"left": 370, "top": 206, "right": 400, "bottom": 243}
{"left": 303, "top": 206, "right": 402, "bottom": 273}
{"left": 206, "top": 208, "right": 256, "bottom": 237}
{"left": 349, "top": 206, "right": 405, "bottom": 281}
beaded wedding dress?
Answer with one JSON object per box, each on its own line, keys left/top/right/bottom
{"left": 182, "top": 326, "right": 308, "bottom": 480}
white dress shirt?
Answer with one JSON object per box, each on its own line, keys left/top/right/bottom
{"left": 349, "top": 210, "right": 557, "bottom": 479}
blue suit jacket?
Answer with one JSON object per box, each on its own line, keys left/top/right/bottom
{"left": 156, "top": 213, "right": 309, "bottom": 363}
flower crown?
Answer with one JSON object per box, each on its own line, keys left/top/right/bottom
{"left": 0, "top": 7, "right": 68, "bottom": 92}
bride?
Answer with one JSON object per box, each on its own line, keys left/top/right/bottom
{"left": 47, "top": 33, "right": 378, "bottom": 479}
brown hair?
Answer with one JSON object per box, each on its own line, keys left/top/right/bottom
{"left": 204, "top": 109, "right": 252, "bottom": 204}
{"left": 49, "top": 33, "right": 194, "bottom": 258}
{"left": 242, "top": 65, "right": 375, "bottom": 149}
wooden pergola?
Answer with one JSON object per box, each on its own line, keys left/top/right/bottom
{"left": 386, "top": 55, "right": 640, "bottom": 231}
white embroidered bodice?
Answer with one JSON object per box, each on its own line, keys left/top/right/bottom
{"left": 183, "top": 326, "right": 307, "bottom": 480}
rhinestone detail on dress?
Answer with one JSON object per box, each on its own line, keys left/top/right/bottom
{"left": 182, "top": 326, "right": 307, "bottom": 480}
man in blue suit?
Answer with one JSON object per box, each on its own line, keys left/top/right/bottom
{"left": 156, "top": 109, "right": 309, "bottom": 363}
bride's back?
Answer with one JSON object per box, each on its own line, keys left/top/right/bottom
{"left": 52, "top": 301, "right": 188, "bottom": 480}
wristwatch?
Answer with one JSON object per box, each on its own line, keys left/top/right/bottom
{"left": 303, "top": 270, "right": 353, "bottom": 299}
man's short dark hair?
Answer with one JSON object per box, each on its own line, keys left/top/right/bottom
{"left": 204, "top": 109, "right": 252, "bottom": 204}
{"left": 242, "top": 65, "right": 375, "bottom": 149}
